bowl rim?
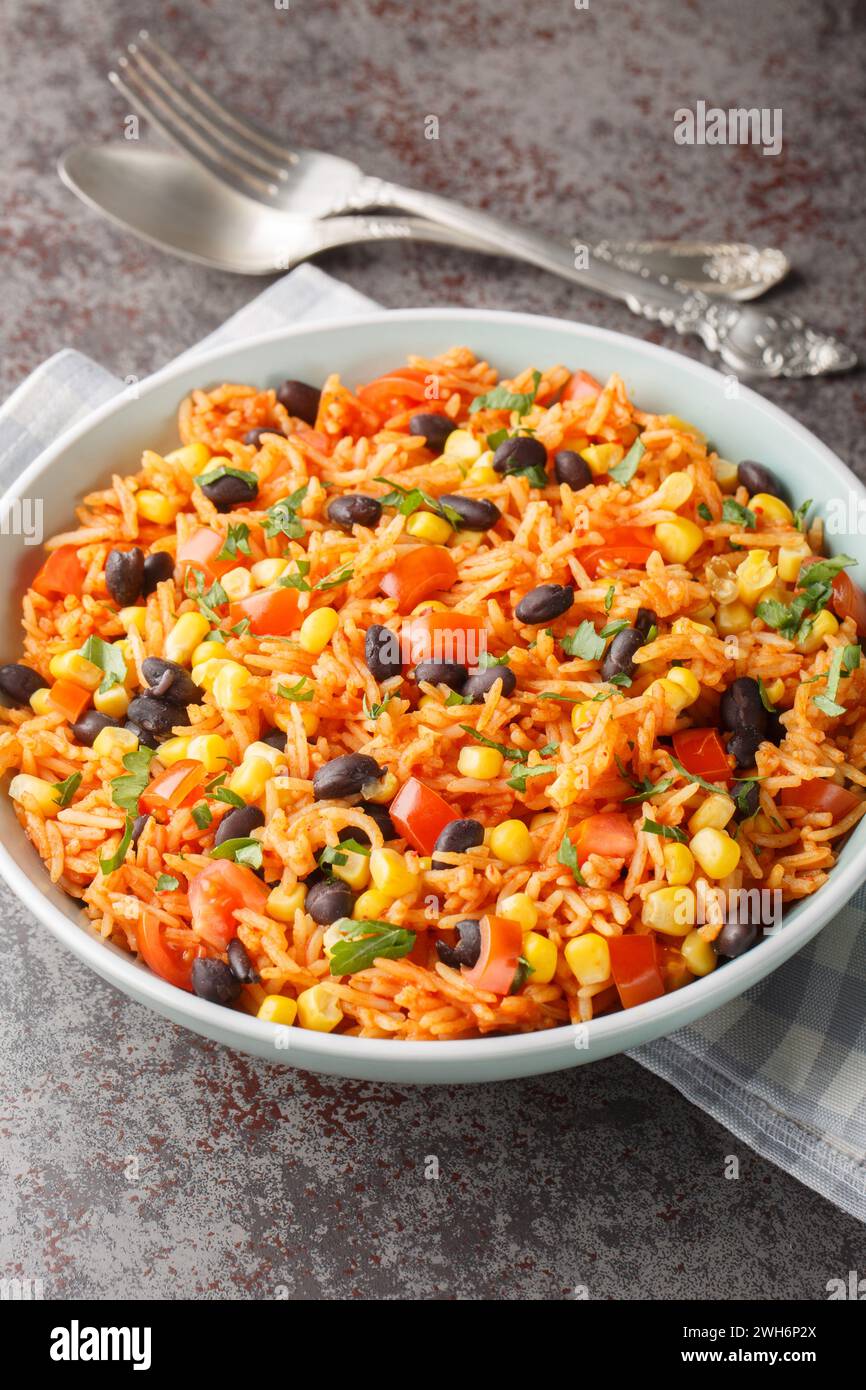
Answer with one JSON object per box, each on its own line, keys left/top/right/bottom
{"left": 2, "top": 304, "right": 865, "bottom": 1068}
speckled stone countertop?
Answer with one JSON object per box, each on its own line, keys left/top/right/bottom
{"left": 1, "top": 0, "right": 865, "bottom": 1299}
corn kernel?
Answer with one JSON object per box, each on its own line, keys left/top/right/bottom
{"left": 713, "top": 458, "right": 739, "bottom": 493}
{"left": 353, "top": 888, "right": 393, "bottom": 920}
{"left": 689, "top": 792, "right": 735, "bottom": 835}
{"left": 489, "top": 819, "right": 534, "bottom": 865}
{"left": 157, "top": 735, "right": 192, "bottom": 767}
{"left": 212, "top": 661, "right": 252, "bottom": 712}
{"left": 369, "top": 847, "right": 420, "bottom": 898}
{"left": 689, "top": 827, "right": 741, "bottom": 879}
{"left": 571, "top": 700, "right": 596, "bottom": 734}
{"left": 221, "top": 566, "right": 254, "bottom": 601}
{"left": 763, "top": 677, "right": 785, "bottom": 706}
{"left": 749, "top": 493, "right": 794, "bottom": 526}
{"left": 581, "top": 442, "right": 624, "bottom": 476}
{"left": 251, "top": 559, "right": 290, "bottom": 591}
{"left": 299, "top": 606, "right": 340, "bottom": 655}
{"left": 664, "top": 415, "right": 705, "bottom": 441}
{"left": 656, "top": 471, "right": 694, "bottom": 510}
{"left": 652, "top": 677, "right": 693, "bottom": 714}
{"left": 716, "top": 600, "right": 753, "bottom": 635}
{"left": 642, "top": 885, "right": 696, "bottom": 935}
{"left": 564, "top": 932, "right": 611, "bottom": 985}
{"left": 362, "top": 768, "right": 398, "bottom": 803}
{"left": 165, "top": 611, "right": 211, "bottom": 666}
{"left": 796, "top": 608, "right": 839, "bottom": 653}
{"left": 663, "top": 841, "right": 695, "bottom": 886}
{"left": 523, "top": 931, "right": 557, "bottom": 983}
{"left": 93, "top": 684, "right": 130, "bottom": 718}
{"left": 257, "top": 995, "right": 297, "bottom": 1026}
{"left": 164, "top": 441, "right": 211, "bottom": 474}
{"left": 692, "top": 603, "right": 717, "bottom": 625}
{"left": 465, "top": 461, "right": 498, "bottom": 485}
{"left": 267, "top": 882, "right": 306, "bottom": 922}
{"left": 331, "top": 847, "right": 371, "bottom": 892}
{"left": 681, "top": 929, "right": 718, "bottom": 977}
{"left": 191, "top": 657, "right": 230, "bottom": 690}
{"left": 736, "top": 549, "right": 777, "bottom": 607}
{"left": 443, "top": 429, "right": 481, "bottom": 464}
{"left": 189, "top": 639, "right": 221, "bottom": 668}
{"left": 529, "top": 810, "right": 557, "bottom": 833}
{"left": 777, "top": 545, "right": 810, "bottom": 584}
{"left": 671, "top": 616, "right": 713, "bottom": 638}
{"left": 185, "top": 733, "right": 231, "bottom": 774}
{"left": 29, "top": 687, "right": 53, "bottom": 715}
{"left": 654, "top": 518, "right": 704, "bottom": 564}
{"left": 49, "top": 651, "right": 102, "bottom": 690}
{"left": 243, "top": 740, "right": 286, "bottom": 770}
{"left": 296, "top": 984, "right": 342, "bottom": 1032}
{"left": 322, "top": 922, "right": 350, "bottom": 957}
{"left": 93, "top": 725, "right": 139, "bottom": 758}
{"left": 499, "top": 892, "right": 538, "bottom": 932}
{"left": 406, "top": 511, "right": 453, "bottom": 544}
{"left": 666, "top": 666, "right": 701, "bottom": 706}
{"left": 9, "top": 773, "right": 61, "bottom": 817}
{"left": 118, "top": 605, "right": 147, "bottom": 635}
{"left": 135, "top": 489, "right": 177, "bottom": 525}
{"left": 457, "top": 745, "right": 504, "bottom": 779}
{"left": 228, "top": 755, "right": 271, "bottom": 802}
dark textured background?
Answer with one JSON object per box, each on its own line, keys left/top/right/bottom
{"left": 2, "top": 0, "right": 865, "bottom": 1300}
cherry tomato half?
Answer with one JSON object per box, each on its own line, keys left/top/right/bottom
{"left": 405, "top": 610, "right": 486, "bottom": 666}
{"left": 579, "top": 526, "right": 657, "bottom": 578}
{"left": 188, "top": 859, "right": 271, "bottom": 951}
{"left": 573, "top": 812, "right": 637, "bottom": 861}
{"left": 356, "top": 367, "right": 432, "bottom": 422}
{"left": 389, "top": 777, "right": 458, "bottom": 855}
{"left": 672, "top": 728, "right": 732, "bottom": 784}
{"left": 136, "top": 914, "right": 194, "bottom": 992}
{"left": 779, "top": 781, "right": 861, "bottom": 819}
{"left": 229, "top": 585, "right": 301, "bottom": 636}
{"left": 32, "top": 546, "right": 85, "bottom": 599}
{"left": 139, "top": 760, "right": 206, "bottom": 815}
{"left": 380, "top": 545, "right": 458, "bottom": 614}
{"left": 831, "top": 570, "right": 866, "bottom": 640}
{"left": 462, "top": 914, "right": 524, "bottom": 995}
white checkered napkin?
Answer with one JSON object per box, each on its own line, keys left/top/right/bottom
{"left": 1, "top": 264, "right": 864, "bottom": 1223}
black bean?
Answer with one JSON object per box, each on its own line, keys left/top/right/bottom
{"left": 720, "top": 677, "right": 767, "bottom": 737}
{"left": 0, "top": 663, "right": 44, "bottom": 705}
{"left": 305, "top": 878, "right": 354, "bottom": 925}
{"left": 414, "top": 660, "right": 467, "bottom": 690}
{"left": 553, "top": 449, "right": 592, "bottom": 490}
{"left": 142, "top": 657, "right": 200, "bottom": 707}
{"left": 227, "top": 937, "right": 260, "bottom": 984}
{"left": 460, "top": 666, "right": 517, "bottom": 702}
{"left": 261, "top": 727, "right": 288, "bottom": 753}
{"left": 191, "top": 957, "right": 241, "bottom": 1005}
{"left": 105, "top": 546, "right": 144, "bottom": 607}
{"left": 715, "top": 919, "right": 759, "bottom": 959}
{"left": 438, "top": 494, "right": 501, "bottom": 531}
{"left": 764, "top": 710, "right": 785, "bottom": 746}
{"left": 244, "top": 426, "right": 285, "bottom": 447}
{"left": 493, "top": 435, "right": 547, "bottom": 475}
{"left": 358, "top": 800, "right": 397, "bottom": 840}
{"left": 214, "top": 804, "right": 265, "bottom": 847}
{"left": 312, "top": 753, "right": 384, "bottom": 801}
{"left": 125, "top": 720, "right": 158, "bottom": 750}
{"left": 409, "top": 413, "right": 456, "bottom": 451}
{"left": 131, "top": 813, "right": 150, "bottom": 850}
{"left": 127, "top": 695, "right": 191, "bottom": 738}
{"left": 199, "top": 471, "right": 259, "bottom": 512}
{"left": 432, "top": 818, "right": 484, "bottom": 869}
{"left": 734, "top": 781, "right": 760, "bottom": 820}
{"left": 634, "top": 607, "right": 658, "bottom": 639}
{"left": 737, "top": 459, "right": 785, "bottom": 499}
{"left": 365, "top": 623, "right": 401, "bottom": 681}
{"left": 727, "top": 727, "right": 763, "bottom": 770}
{"left": 327, "top": 494, "right": 383, "bottom": 530}
{"left": 70, "top": 710, "right": 122, "bottom": 746}
{"left": 515, "top": 583, "right": 574, "bottom": 625}
{"left": 600, "top": 627, "right": 645, "bottom": 682}
{"left": 276, "top": 379, "right": 321, "bottom": 425}
{"left": 436, "top": 918, "right": 482, "bottom": 969}
{"left": 142, "top": 550, "right": 175, "bottom": 596}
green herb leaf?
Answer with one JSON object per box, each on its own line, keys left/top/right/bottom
{"left": 668, "top": 754, "right": 726, "bottom": 795}
{"left": 217, "top": 522, "right": 252, "bottom": 561}
{"left": 459, "top": 725, "right": 528, "bottom": 762}
{"left": 315, "top": 564, "right": 354, "bottom": 592}
{"left": 599, "top": 620, "right": 629, "bottom": 639}
{"left": 608, "top": 437, "right": 645, "bottom": 487}
{"left": 697, "top": 502, "right": 712, "bottom": 522}
{"left": 156, "top": 874, "right": 180, "bottom": 892}
{"left": 210, "top": 836, "right": 262, "bottom": 868}
{"left": 99, "top": 815, "right": 134, "bottom": 874}
{"left": 557, "top": 830, "right": 587, "bottom": 886}
{"left": 373, "top": 477, "right": 461, "bottom": 528}
{"left": 79, "top": 635, "right": 127, "bottom": 693}
{"left": 277, "top": 677, "right": 314, "bottom": 703}
{"left": 622, "top": 775, "right": 674, "bottom": 803}
{"left": 185, "top": 567, "right": 229, "bottom": 623}
{"left": 110, "top": 746, "right": 155, "bottom": 813}
{"left": 328, "top": 918, "right": 416, "bottom": 975}
{"left": 506, "top": 763, "right": 556, "bottom": 792}
{"left": 52, "top": 771, "right": 82, "bottom": 807}
{"left": 642, "top": 818, "right": 687, "bottom": 843}
{"left": 812, "top": 642, "right": 861, "bottom": 719}
{"left": 192, "top": 803, "right": 213, "bottom": 830}
{"left": 734, "top": 780, "right": 759, "bottom": 817}
{"left": 212, "top": 787, "right": 245, "bottom": 808}
{"left": 444, "top": 689, "right": 472, "bottom": 706}
{"left": 469, "top": 371, "right": 541, "bottom": 419}
{"left": 561, "top": 621, "right": 606, "bottom": 661}
{"left": 757, "top": 677, "right": 776, "bottom": 712}
{"left": 477, "top": 650, "right": 511, "bottom": 670}
{"left": 363, "top": 693, "right": 396, "bottom": 719}
{"left": 722, "top": 498, "right": 756, "bottom": 530}
{"left": 198, "top": 463, "right": 258, "bottom": 490}
{"left": 263, "top": 486, "right": 309, "bottom": 541}
{"left": 604, "top": 585, "right": 615, "bottom": 612}
{"left": 792, "top": 499, "right": 812, "bottom": 533}
{"left": 799, "top": 554, "right": 857, "bottom": 586}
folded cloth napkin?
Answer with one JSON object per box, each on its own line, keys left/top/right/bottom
{"left": 2, "top": 264, "right": 864, "bottom": 1223}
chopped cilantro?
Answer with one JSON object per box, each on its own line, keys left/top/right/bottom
{"left": 217, "top": 523, "right": 252, "bottom": 561}
{"left": 210, "top": 836, "right": 263, "bottom": 868}
{"left": 642, "top": 818, "right": 687, "bottom": 843}
{"left": 608, "top": 437, "right": 645, "bottom": 487}
{"left": 328, "top": 918, "right": 416, "bottom": 975}
{"left": 99, "top": 815, "right": 134, "bottom": 875}
{"left": 557, "top": 831, "right": 587, "bottom": 886}
{"left": 192, "top": 803, "right": 213, "bottom": 830}
{"left": 263, "top": 486, "right": 309, "bottom": 541}
{"left": 110, "top": 746, "right": 155, "bottom": 813}
{"left": 79, "top": 635, "right": 127, "bottom": 693}
{"left": 156, "top": 874, "right": 180, "bottom": 893}
{"left": 697, "top": 502, "right": 712, "bottom": 522}
{"left": 561, "top": 621, "right": 606, "bottom": 661}
{"left": 277, "top": 677, "right": 314, "bottom": 703}
{"left": 469, "top": 371, "right": 541, "bottom": 418}
{"left": 52, "top": 772, "right": 82, "bottom": 807}
{"left": 722, "top": 498, "right": 756, "bottom": 529}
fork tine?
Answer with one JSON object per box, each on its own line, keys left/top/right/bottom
{"left": 108, "top": 60, "right": 279, "bottom": 201}
{"left": 135, "top": 31, "right": 295, "bottom": 168}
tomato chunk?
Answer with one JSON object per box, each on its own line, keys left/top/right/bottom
{"left": 356, "top": 367, "right": 432, "bottom": 421}
{"left": 47, "top": 679, "right": 91, "bottom": 724}
{"left": 178, "top": 528, "right": 235, "bottom": 583}
{"left": 139, "top": 760, "right": 206, "bottom": 815}
{"left": 779, "top": 781, "right": 861, "bottom": 819}
{"left": 573, "top": 812, "right": 636, "bottom": 861}
{"left": 608, "top": 935, "right": 665, "bottom": 1010}
{"left": 561, "top": 370, "right": 603, "bottom": 403}
{"left": 229, "top": 585, "right": 301, "bottom": 636}
{"left": 579, "top": 527, "right": 657, "bottom": 578}
{"left": 390, "top": 777, "right": 458, "bottom": 854}
{"left": 188, "top": 859, "right": 270, "bottom": 951}
{"left": 32, "top": 546, "right": 85, "bottom": 599}
{"left": 380, "top": 546, "right": 458, "bottom": 614}
{"left": 831, "top": 570, "right": 866, "bottom": 640}
{"left": 462, "top": 914, "right": 523, "bottom": 995}
{"left": 405, "top": 610, "right": 486, "bottom": 666}
{"left": 672, "top": 728, "right": 732, "bottom": 784}
{"left": 136, "top": 914, "right": 194, "bottom": 992}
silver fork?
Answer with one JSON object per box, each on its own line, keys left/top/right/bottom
{"left": 108, "top": 32, "right": 857, "bottom": 378}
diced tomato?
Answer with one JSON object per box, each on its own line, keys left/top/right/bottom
{"left": 561, "top": 370, "right": 603, "bottom": 403}
{"left": 229, "top": 585, "right": 301, "bottom": 636}
{"left": 573, "top": 812, "right": 636, "bottom": 861}
{"left": 136, "top": 914, "right": 195, "bottom": 992}
{"left": 188, "top": 859, "right": 270, "bottom": 951}
{"left": 779, "top": 781, "right": 861, "bottom": 819}
{"left": 405, "top": 610, "right": 486, "bottom": 666}
{"left": 356, "top": 367, "right": 432, "bottom": 421}
{"left": 462, "top": 914, "right": 524, "bottom": 995}
{"left": 389, "top": 777, "right": 458, "bottom": 855}
{"left": 579, "top": 526, "right": 657, "bottom": 578}
{"left": 672, "top": 728, "right": 732, "bottom": 784}
{"left": 139, "top": 760, "right": 206, "bottom": 815}
{"left": 380, "top": 545, "right": 458, "bottom": 614}
{"left": 31, "top": 546, "right": 85, "bottom": 599}
{"left": 177, "top": 528, "right": 235, "bottom": 583}
{"left": 47, "top": 679, "right": 91, "bottom": 723}
{"left": 830, "top": 570, "right": 866, "bottom": 640}
{"left": 608, "top": 934, "right": 665, "bottom": 1010}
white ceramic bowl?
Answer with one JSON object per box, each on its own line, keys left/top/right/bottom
{"left": 2, "top": 309, "right": 864, "bottom": 1083}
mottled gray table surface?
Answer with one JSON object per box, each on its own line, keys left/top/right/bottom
{"left": 2, "top": 0, "right": 865, "bottom": 1300}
